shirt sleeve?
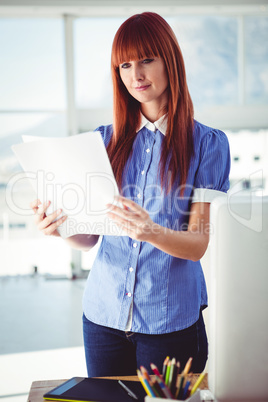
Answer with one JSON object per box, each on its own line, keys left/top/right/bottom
{"left": 94, "top": 125, "right": 113, "bottom": 148}
{"left": 192, "top": 129, "right": 231, "bottom": 203}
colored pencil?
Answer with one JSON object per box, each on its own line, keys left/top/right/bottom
{"left": 162, "top": 356, "right": 170, "bottom": 379}
{"left": 167, "top": 357, "right": 176, "bottom": 389}
{"left": 150, "top": 363, "right": 164, "bottom": 380}
{"left": 140, "top": 366, "right": 160, "bottom": 397}
{"left": 137, "top": 369, "right": 155, "bottom": 397}
{"left": 165, "top": 360, "right": 171, "bottom": 385}
{"left": 140, "top": 366, "right": 152, "bottom": 384}
{"left": 143, "top": 378, "right": 157, "bottom": 397}
{"left": 183, "top": 357, "right": 193, "bottom": 376}
{"left": 175, "top": 374, "right": 185, "bottom": 400}
{"left": 182, "top": 377, "right": 192, "bottom": 400}
{"left": 155, "top": 374, "right": 174, "bottom": 399}
{"left": 155, "top": 375, "right": 170, "bottom": 398}
{"left": 175, "top": 357, "right": 192, "bottom": 400}
{"left": 151, "top": 379, "right": 166, "bottom": 398}
{"left": 170, "top": 361, "right": 180, "bottom": 396}
{"left": 190, "top": 371, "right": 206, "bottom": 396}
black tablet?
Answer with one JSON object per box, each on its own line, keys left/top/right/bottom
{"left": 43, "top": 377, "right": 147, "bottom": 402}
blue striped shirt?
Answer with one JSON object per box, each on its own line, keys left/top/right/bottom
{"left": 82, "top": 119, "right": 230, "bottom": 334}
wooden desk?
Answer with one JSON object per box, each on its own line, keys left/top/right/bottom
{"left": 28, "top": 374, "right": 208, "bottom": 401}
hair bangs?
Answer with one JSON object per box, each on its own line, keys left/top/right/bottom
{"left": 112, "top": 18, "right": 161, "bottom": 69}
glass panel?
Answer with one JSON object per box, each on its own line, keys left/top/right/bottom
{"left": 0, "top": 112, "right": 67, "bottom": 168}
{"left": 245, "top": 16, "right": 268, "bottom": 104}
{"left": 74, "top": 17, "right": 124, "bottom": 109}
{"left": 168, "top": 16, "right": 239, "bottom": 109}
{"left": 0, "top": 18, "right": 66, "bottom": 110}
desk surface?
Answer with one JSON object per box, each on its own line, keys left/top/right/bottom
{"left": 27, "top": 374, "right": 208, "bottom": 401}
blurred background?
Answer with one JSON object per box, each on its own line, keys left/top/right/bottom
{"left": 0, "top": 0, "right": 267, "bottom": 400}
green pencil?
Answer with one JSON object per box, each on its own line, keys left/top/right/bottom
{"left": 167, "top": 357, "right": 176, "bottom": 389}
{"left": 165, "top": 360, "right": 171, "bottom": 385}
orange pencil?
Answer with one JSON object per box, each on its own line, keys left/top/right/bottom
{"left": 183, "top": 357, "right": 193, "bottom": 376}
{"left": 140, "top": 366, "right": 152, "bottom": 384}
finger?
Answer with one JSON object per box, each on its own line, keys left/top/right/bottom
{"left": 42, "top": 215, "right": 68, "bottom": 236}
{"left": 108, "top": 211, "right": 146, "bottom": 237}
{"left": 107, "top": 209, "right": 135, "bottom": 227}
{"left": 107, "top": 212, "right": 136, "bottom": 236}
{"left": 107, "top": 203, "right": 140, "bottom": 221}
{"left": 30, "top": 199, "right": 42, "bottom": 214}
{"left": 36, "top": 200, "right": 51, "bottom": 216}
{"left": 37, "top": 208, "right": 64, "bottom": 231}
{"left": 115, "top": 196, "right": 145, "bottom": 213}
{"left": 34, "top": 201, "right": 51, "bottom": 224}
{"left": 107, "top": 211, "right": 145, "bottom": 239}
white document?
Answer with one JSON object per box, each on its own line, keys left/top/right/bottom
{"left": 12, "top": 132, "right": 122, "bottom": 238}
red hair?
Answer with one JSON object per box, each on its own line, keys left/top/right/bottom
{"left": 109, "top": 12, "right": 194, "bottom": 194}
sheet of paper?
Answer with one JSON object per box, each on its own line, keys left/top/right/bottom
{"left": 12, "top": 132, "right": 123, "bottom": 238}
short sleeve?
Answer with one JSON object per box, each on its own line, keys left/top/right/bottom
{"left": 192, "top": 129, "right": 231, "bottom": 203}
{"left": 94, "top": 125, "right": 113, "bottom": 148}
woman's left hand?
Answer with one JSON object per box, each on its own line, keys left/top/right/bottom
{"left": 106, "top": 196, "right": 158, "bottom": 241}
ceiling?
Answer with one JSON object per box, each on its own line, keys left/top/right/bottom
{"left": 0, "top": 0, "right": 267, "bottom": 17}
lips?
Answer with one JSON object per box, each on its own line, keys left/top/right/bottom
{"left": 135, "top": 85, "right": 150, "bottom": 91}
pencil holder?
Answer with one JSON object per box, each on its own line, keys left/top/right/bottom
{"left": 145, "top": 389, "right": 201, "bottom": 402}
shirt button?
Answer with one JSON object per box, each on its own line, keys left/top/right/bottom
{"left": 127, "top": 292, "right": 132, "bottom": 297}
{"left": 137, "top": 193, "right": 142, "bottom": 199}
{"left": 133, "top": 242, "right": 138, "bottom": 248}
{"left": 129, "top": 267, "right": 133, "bottom": 272}
{"left": 146, "top": 148, "right": 150, "bottom": 153}
{"left": 141, "top": 170, "right": 145, "bottom": 175}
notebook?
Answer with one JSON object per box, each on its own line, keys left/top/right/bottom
{"left": 43, "top": 377, "right": 147, "bottom": 402}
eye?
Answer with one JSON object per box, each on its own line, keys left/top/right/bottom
{"left": 142, "top": 58, "right": 154, "bottom": 64}
{"left": 120, "top": 62, "right": 131, "bottom": 69}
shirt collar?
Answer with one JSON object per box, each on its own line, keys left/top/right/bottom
{"left": 137, "top": 114, "right": 168, "bottom": 136}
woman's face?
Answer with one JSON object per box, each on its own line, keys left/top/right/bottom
{"left": 119, "top": 57, "right": 169, "bottom": 113}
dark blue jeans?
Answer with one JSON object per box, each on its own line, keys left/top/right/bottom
{"left": 82, "top": 310, "right": 208, "bottom": 377}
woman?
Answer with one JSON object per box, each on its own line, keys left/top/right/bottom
{"left": 31, "top": 12, "right": 230, "bottom": 377}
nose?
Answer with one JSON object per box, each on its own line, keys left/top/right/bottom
{"left": 132, "top": 63, "right": 144, "bottom": 82}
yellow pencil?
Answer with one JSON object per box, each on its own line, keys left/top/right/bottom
{"left": 137, "top": 369, "right": 154, "bottom": 397}
{"left": 190, "top": 371, "right": 206, "bottom": 396}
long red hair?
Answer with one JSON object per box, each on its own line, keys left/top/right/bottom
{"left": 109, "top": 12, "right": 194, "bottom": 194}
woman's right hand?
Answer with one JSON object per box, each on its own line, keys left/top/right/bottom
{"left": 30, "top": 199, "right": 67, "bottom": 237}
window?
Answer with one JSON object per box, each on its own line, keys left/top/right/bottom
{"left": 0, "top": 18, "right": 68, "bottom": 275}
{"left": 0, "top": 18, "right": 66, "bottom": 110}
{"left": 245, "top": 16, "right": 268, "bottom": 104}
{"left": 74, "top": 17, "right": 124, "bottom": 130}
{"left": 74, "top": 17, "right": 124, "bottom": 109}
{"left": 169, "top": 16, "right": 238, "bottom": 109}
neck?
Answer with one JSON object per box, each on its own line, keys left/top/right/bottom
{"left": 141, "top": 103, "right": 166, "bottom": 123}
